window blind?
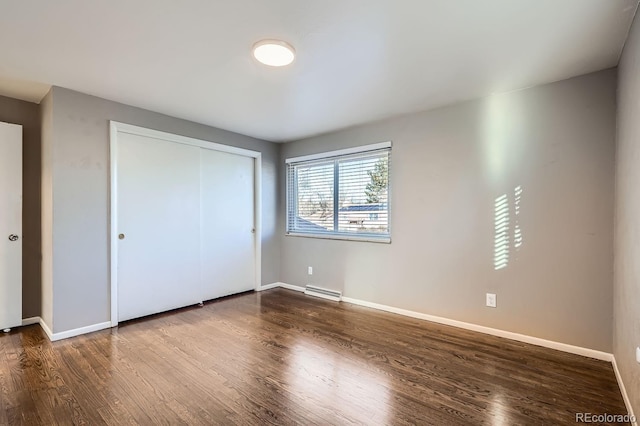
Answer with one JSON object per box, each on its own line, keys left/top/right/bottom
{"left": 286, "top": 143, "right": 391, "bottom": 241}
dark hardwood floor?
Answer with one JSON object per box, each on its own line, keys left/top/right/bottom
{"left": 0, "top": 288, "right": 629, "bottom": 425}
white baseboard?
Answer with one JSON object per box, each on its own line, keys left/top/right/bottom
{"left": 38, "top": 318, "right": 54, "bottom": 340}
{"left": 256, "top": 283, "right": 280, "bottom": 291}
{"left": 49, "top": 321, "right": 112, "bottom": 341}
{"left": 20, "top": 316, "right": 111, "bottom": 342}
{"left": 21, "top": 317, "right": 41, "bottom": 326}
{"left": 277, "top": 283, "right": 305, "bottom": 292}
{"left": 612, "top": 356, "right": 637, "bottom": 425}
{"left": 267, "top": 283, "right": 612, "bottom": 361}
{"left": 341, "top": 296, "right": 612, "bottom": 362}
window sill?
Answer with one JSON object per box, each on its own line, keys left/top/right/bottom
{"left": 285, "top": 232, "right": 391, "bottom": 244}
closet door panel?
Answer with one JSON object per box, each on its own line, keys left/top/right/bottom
{"left": 200, "top": 149, "right": 255, "bottom": 300}
{"left": 117, "top": 133, "right": 201, "bottom": 322}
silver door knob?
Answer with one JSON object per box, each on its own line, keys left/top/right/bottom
{"left": 118, "top": 233, "right": 125, "bottom": 240}
{"left": 8, "top": 234, "right": 18, "bottom": 242}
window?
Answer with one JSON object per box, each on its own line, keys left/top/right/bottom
{"left": 286, "top": 142, "right": 391, "bottom": 242}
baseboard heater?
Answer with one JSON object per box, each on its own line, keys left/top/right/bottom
{"left": 304, "top": 285, "right": 342, "bottom": 302}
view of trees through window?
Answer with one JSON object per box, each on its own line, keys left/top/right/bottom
{"left": 289, "top": 149, "right": 390, "bottom": 237}
{"left": 295, "top": 161, "right": 335, "bottom": 231}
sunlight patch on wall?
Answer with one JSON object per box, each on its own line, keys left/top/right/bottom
{"left": 482, "top": 95, "right": 513, "bottom": 185}
{"left": 482, "top": 94, "right": 526, "bottom": 188}
{"left": 494, "top": 186, "right": 524, "bottom": 270}
{"left": 494, "top": 194, "right": 510, "bottom": 270}
{"left": 513, "top": 185, "right": 523, "bottom": 249}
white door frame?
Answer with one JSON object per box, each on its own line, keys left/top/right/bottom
{"left": 109, "top": 121, "right": 262, "bottom": 327}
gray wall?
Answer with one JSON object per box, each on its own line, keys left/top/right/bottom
{"left": 44, "top": 87, "right": 279, "bottom": 333}
{"left": 280, "top": 69, "right": 616, "bottom": 352}
{"left": 614, "top": 10, "right": 640, "bottom": 416}
{"left": 0, "top": 94, "right": 41, "bottom": 319}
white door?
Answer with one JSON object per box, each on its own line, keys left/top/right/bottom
{"left": 0, "top": 122, "right": 22, "bottom": 330}
{"left": 200, "top": 149, "right": 255, "bottom": 300}
{"left": 117, "top": 133, "right": 202, "bottom": 322}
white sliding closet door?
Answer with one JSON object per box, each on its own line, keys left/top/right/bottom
{"left": 117, "top": 133, "right": 201, "bottom": 322}
{"left": 200, "top": 149, "right": 255, "bottom": 300}
{"left": 0, "top": 122, "right": 22, "bottom": 330}
{"left": 113, "top": 124, "right": 259, "bottom": 324}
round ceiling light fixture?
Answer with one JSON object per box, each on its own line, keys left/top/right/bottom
{"left": 252, "top": 40, "right": 295, "bottom": 67}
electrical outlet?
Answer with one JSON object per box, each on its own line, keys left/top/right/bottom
{"left": 486, "top": 293, "right": 497, "bottom": 308}
{"left": 308, "top": 266, "right": 313, "bottom": 275}
{"left": 636, "top": 347, "right": 640, "bottom": 363}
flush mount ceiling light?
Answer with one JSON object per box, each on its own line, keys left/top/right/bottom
{"left": 252, "top": 40, "right": 295, "bottom": 67}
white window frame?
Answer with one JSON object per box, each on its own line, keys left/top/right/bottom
{"left": 285, "top": 141, "right": 391, "bottom": 243}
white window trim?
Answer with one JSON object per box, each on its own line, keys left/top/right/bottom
{"left": 286, "top": 232, "right": 391, "bottom": 244}
{"left": 286, "top": 141, "right": 392, "bottom": 244}
{"left": 285, "top": 141, "right": 391, "bottom": 164}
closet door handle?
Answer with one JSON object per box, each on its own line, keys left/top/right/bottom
{"left": 8, "top": 234, "right": 18, "bottom": 242}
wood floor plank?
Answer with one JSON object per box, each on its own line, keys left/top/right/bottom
{"left": 0, "top": 288, "right": 630, "bottom": 425}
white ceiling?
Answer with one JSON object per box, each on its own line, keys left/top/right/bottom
{"left": 0, "top": 0, "right": 638, "bottom": 142}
